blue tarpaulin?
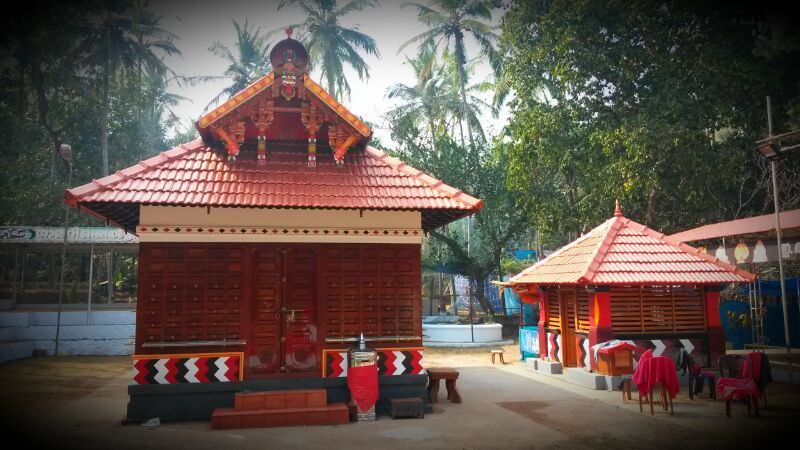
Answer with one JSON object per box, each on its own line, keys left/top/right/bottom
{"left": 722, "top": 278, "right": 800, "bottom": 348}
{"left": 519, "top": 326, "right": 539, "bottom": 360}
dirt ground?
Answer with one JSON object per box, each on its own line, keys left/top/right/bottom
{"left": 0, "top": 355, "right": 130, "bottom": 411}
{"left": 0, "top": 347, "right": 797, "bottom": 450}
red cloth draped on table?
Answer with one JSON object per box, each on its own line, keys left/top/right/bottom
{"left": 347, "top": 364, "right": 379, "bottom": 411}
{"left": 632, "top": 349, "right": 654, "bottom": 394}
{"left": 632, "top": 351, "right": 680, "bottom": 399}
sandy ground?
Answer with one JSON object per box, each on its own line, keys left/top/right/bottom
{"left": 0, "top": 347, "right": 797, "bottom": 450}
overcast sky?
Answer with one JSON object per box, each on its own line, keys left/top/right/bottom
{"left": 151, "top": 0, "right": 508, "bottom": 146}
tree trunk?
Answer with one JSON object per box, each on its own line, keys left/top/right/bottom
{"left": 102, "top": 28, "right": 111, "bottom": 177}
{"left": 645, "top": 189, "right": 658, "bottom": 225}
{"left": 472, "top": 276, "right": 494, "bottom": 315}
{"left": 454, "top": 33, "right": 476, "bottom": 164}
{"left": 428, "top": 116, "right": 437, "bottom": 154}
{"left": 327, "top": 70, "right": 337, "bottom": 101}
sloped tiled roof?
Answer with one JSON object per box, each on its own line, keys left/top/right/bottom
{"left": 65, "top": 139, "right": 482, "bottom": 233}
{"left": 669, "top": 209, "right": 800, "bottom": 242}
{"left": 506, "top": 208, "right": 755, "bottom": 286}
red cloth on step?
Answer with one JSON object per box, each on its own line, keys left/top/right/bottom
{"left": 347, "top": 364, "right": 379, "bottom": 412}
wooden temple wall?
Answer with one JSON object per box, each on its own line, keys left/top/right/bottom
{"left": 540, "top": 284, "right": 711, "bottom": 368}
{"left": 131, "top": 206, "right": 427, "bottom": 381}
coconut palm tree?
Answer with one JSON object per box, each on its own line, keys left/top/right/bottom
{"left": 279, "top": 0, "right": 380, "bottom": 101}
{"left": 208, "top": 19, "right": 273, "bottom": 109}
{"left": 75, "top": 0, "right": 179, "bottom": 176}
{"left": 400, "top": 0, "right": 499, "bottom": 151}
{"left": 439, "top": 49, "right": 495, "bottom": 143}
{"left": 386, "top": 44, "right": 448, "bottom": 153}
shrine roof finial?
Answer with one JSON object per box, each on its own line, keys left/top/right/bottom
{"left": 285, "top": 27, "right": 293, "bottom": 39}
{"left": 614, "top": 199, "right": 622, "bottom": 217}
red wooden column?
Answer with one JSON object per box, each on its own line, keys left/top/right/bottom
{"left": 588, "top": 286, "right": 614, "bottom": 370}
{"left": 705, "top": 285, "right": 725, "bottom": 367}
{"left": 537, "top": 287, "right": 548, "bottom": 358}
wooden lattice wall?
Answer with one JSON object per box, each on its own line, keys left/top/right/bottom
{"left": 136, "top": 243, "right": 422, "bottom": 357}
{"left": 610, "top": 285, "right": 706, "bottom": 333}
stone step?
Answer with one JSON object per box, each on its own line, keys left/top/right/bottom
{"left": 211, "top": 403, "right": 350, "bottom": 429}
{"left": 234, "top": 389, "right": 327, "bottom": 411}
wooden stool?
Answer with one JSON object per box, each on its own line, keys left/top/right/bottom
{"left": 427, "top": 368, "right": 461, "bottom": 404}
{"left": 491, "top": 349, "right": 505, "bottom": 364}
{"left": 620, "top": 376, "right": 632, "bottom": 402}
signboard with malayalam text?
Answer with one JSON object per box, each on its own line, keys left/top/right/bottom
{"left": 0, "top": 227, "right": 138, "bottom": 244}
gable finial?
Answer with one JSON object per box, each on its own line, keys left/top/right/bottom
{"left": 614, "top": 199, "right": 622, "bottom": 217}
{"left": 285, "top": 27, "right": 293, "bottom": 39}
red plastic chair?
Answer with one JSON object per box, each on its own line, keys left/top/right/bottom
{"left": 716, "top": 355, "right": 760, "bottom": 418}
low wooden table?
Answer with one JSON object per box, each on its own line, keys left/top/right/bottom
{"left": 389, "top": 397, "right": 424, "bottom": 419}
{"left": 427, "top": 368, "right": 461, "bottom": 404}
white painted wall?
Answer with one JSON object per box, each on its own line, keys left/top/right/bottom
{"left": 138, "top": 206, "right": 423, "bottom": 243}
{"left": 0, "top": 310, "right": 135, "bottom": 363}
{"left": 422, "top": 323, "right": 503, "bottom": 344}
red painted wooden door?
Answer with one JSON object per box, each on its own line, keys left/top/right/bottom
{"left": 248, "top": 246, "right": 317, "bottom": 376}
{"left": 561, "top": 289, "right": 578, "bottom": 367}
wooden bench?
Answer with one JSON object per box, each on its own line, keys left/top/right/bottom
{"left": 427, "top": 368, "right": 461, "bottom": 404}
{"left": 491, "top": 349, "right": 505, "bottom": 364}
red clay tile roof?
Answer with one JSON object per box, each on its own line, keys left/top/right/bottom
{"left": 669, "top": 209, "right": 800, "bottom": 242}
{"left": 506, "top": 213, "right": 755, "bottom": 286}
{"left": 64, "top": 139, "right": 482, "bottom": 233}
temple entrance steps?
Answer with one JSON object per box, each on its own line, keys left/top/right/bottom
{"left": 211, "top": 389, "right": 349, "bottom": 429}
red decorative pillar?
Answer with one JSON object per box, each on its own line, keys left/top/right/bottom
{"left": 588, "top": 286, "right": 614, "bottom": 370}
{"left": 705, "top": 285, "right": 724, "bottom": 366}
{"left": 537, "top": 288, "right": 548, "bottom": 358}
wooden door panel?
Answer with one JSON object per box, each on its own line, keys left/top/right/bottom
{"left": 283, "top": 247, "right": 317, "bottom": 372}
{"left": 249, "top": 247, "right": 281, "bottom": 375}
{"left": 561, "top": 289, "right": 578, "bottom": 367}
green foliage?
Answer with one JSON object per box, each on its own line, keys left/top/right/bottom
{"left": 207, "top": 19, "right": 273, "bottom": 110}
{"left": 0, "top": 1, "right": 186, "bottom": 226}
{"left": 501, "top": 0, "right": 800, "bottom": 240}
{"left": 500, "top": 255, "right": 530, "bottom": 276}
{"left": 402, "top": 0, "right": 500, "bottom": 150}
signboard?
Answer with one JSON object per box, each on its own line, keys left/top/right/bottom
{"left": 0, "top": 227, "right": 138, "bottom": 244}
{"left": 519, "top": 326, "right": 539, "bottom": 360}
{"left": 700, "top": 237, "right": 800, "bottom": 265}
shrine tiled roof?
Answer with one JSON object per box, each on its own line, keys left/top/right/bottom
{"left": 505, "top": 205, "right": 755, "bottom": 286}
{"left": 65, "top": 139, "right": 483, "bottom": 233}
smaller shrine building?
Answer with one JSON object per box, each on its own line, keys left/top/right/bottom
{"left": 504, "top": 202, "right": 755, "bottom": 371}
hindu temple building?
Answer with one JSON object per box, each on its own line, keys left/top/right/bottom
{"left": 65, "top": 33, "right": 482, "bottom": 423}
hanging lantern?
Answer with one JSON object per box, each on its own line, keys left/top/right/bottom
{"left": 257, "top": 135, "right": 267, "bottom": 164}
{"left": 307, "top": 137, "right": 317, "bottom": 167}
